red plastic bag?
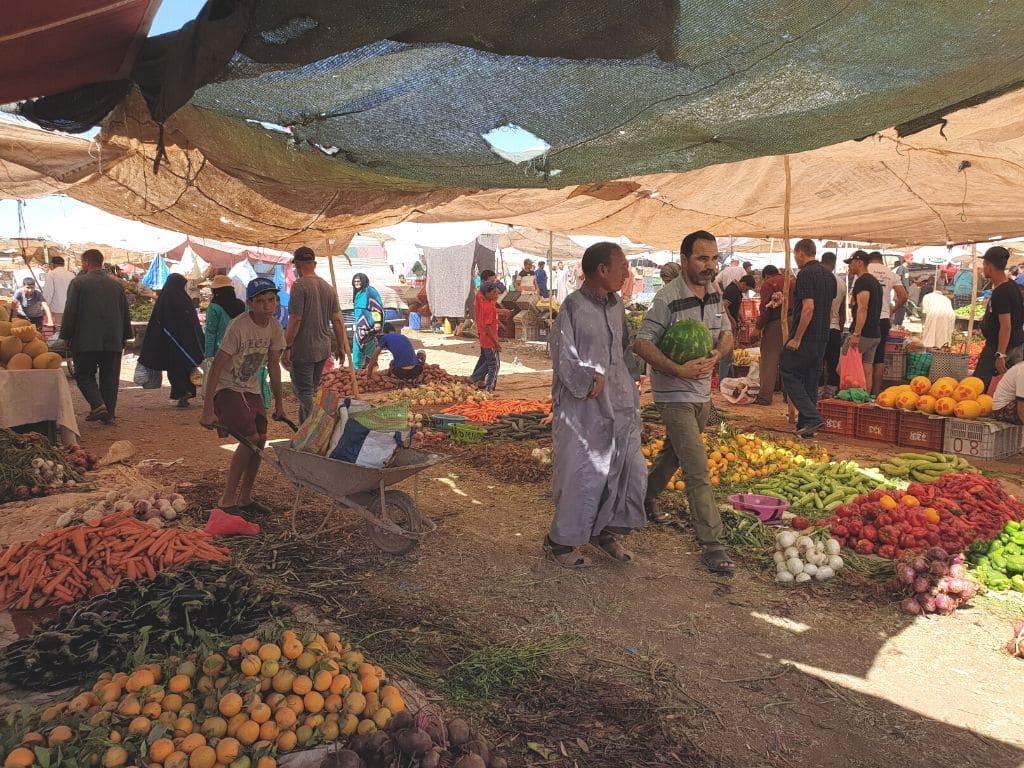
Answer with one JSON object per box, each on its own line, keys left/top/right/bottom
{"left": 839, "top": 345, "right": 867, "bottom": 391}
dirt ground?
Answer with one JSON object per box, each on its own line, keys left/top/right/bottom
{"left": 2, "top": 331, "right": 1023, "bottom": 768}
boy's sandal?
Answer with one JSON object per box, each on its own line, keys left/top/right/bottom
{"left": 543, "top": 537, "right": 592, "bottom": 569}
{"left": 701, "top": 549, "right": 736, "bottom": 575}
{"left": 591, "top": 533, "right": 634, "bottom": 562}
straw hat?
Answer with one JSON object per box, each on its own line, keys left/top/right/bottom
{"left": 209, "top": 275, "right": 234, "bottom": 289}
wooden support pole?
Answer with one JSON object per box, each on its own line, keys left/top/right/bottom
{"left": 964, "top": 242, "right": 978, "bottom": 351}
{"left": 780, "top": 155, "right": 793, "bottom": 341}
{"left": 327, "top": 252, "right": 359, "bottom": 398}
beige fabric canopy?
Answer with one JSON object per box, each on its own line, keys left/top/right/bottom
{"left": 1, "top": 86, "right": 1023, "bottom": 249}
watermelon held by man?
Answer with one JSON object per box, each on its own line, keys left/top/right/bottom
{"left": 659, "top": 319, "right": 713, "bottom": 364}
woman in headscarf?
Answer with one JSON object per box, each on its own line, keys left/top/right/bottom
{"left": 139, "top": 273, "right": 205, "bottom": 407}
{"left": 659, "top": 262, "right": 682, "bottom": 284}
{"left": 351, "top": 273, "right": 383, "bottom": 369}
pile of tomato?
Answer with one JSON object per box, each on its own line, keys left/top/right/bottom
{"left": 825, "top": 472, "right": 1024, "bottom": 560}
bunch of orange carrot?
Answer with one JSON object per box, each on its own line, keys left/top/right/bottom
{"left": 0, "top": 511, "right": 230, "bottom": 610}
{"left": 441, "top": 399, "right": 551, "bottom": 424}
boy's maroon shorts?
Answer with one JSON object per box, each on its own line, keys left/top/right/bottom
{"left": 214, "top": 390, "right": 267, "bottom": 445}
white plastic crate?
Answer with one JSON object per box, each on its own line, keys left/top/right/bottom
{"left": 942, "top": 418, "right": 1022, "bottom": 460}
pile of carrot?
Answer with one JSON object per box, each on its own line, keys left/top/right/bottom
{"left": 441, "top": 399, "right": 551, "bottom": 424}
{"left": 0, "top": 511, "right": 230, "bottom": 610}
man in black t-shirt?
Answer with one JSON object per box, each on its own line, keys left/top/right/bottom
{"left": 720, "top": 274, "right": 756, "bottom": 379}
{"left": 845, "top": 251, "right": 883, "bottom": 389}
{"left": 780, "top": 239, "right": 835, "bottom": 437}
{"left": 973, "top": 246, "right": 1024, "bottom": 388}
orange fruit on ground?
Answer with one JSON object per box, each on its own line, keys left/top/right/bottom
{"left": 117, "top": 697, "right": 142, "bottom": 717}
{"left": 215, "top": 738, "right": 241, "bottom": 765}
{"left": 976, "top": 394, "right": 994, "bottom": 415}
{"left": 304, "top": 714, "right": 324, "bottom": 729}
{"left": 935, "top": 397, "right": 957, "bottom": 416}
{"left": 295, "top": 725, "right": 314, "bottom": 746}
{"left": 320, "top": 721, "right": 340, "bottom": 741}
{"left": 324, "top": 694, "right": 342, "bottom": 713}
{"left": 96, "top": 682, "right": 123, "bottom": 704}
{"left": 258, "top": 721, "right": 279, "bottom": 741}
{"left": 954, "top": 400, "right": 982, "bottom": 419}
{"left": 371, "top": 707, "right": 392, "bottom": 729}
{"left": 326, "top": 632, "right": 342, "bottom": 649}
{"left": 162, "top": 695, "right": 183, "bottom": 714}
{"left": 128, "top": 717, "right": 152, "bottom": 735}
{"left": 69, "top": 693, "right": 98, "bottom": 712}
{"left": 259, "top": 660, "right": 279, "bottom": 679}
{"left": 199, "top": 717, "right": 227, "bottom": 739}
{"left": 275, "top": 732, "right": 297, "bottom": 752}
{"left": 127, "top": 670, "right": 156, "bottom": 693}
{"left": 313, "top": 670, "right": 333, "bottom": 692}
{"left": 150, "top": 738, "right": 175, "bottom": 764}
{"left": 229, "top": 757, "right": 251, "bottom": 768}
{"left": 341, "top": 651, "right": 364, "bottom": 667}
{"left": 168, "top": 675, "right": 191, "bottom": 694}
{"left": 165, "top": 752, "right": 189, "bottom": 768}
{"left": 103, "top": 746, "right": 129, "bottom": 768}
{"left": 188, "top": 746, "right": 216, "bottom": 768}
{"left": 294, "top": 652, "right": 317, "bottom": 672}
{"left": 109, "top": 731, "right": 122, "bottom": 744}
{"left": 226, "top": 643, "right": 243, "bottom": 660}
{"left": 303, "top": 692, "right": 324, "bottom": 713}
{"left": 359, "top": 675, "right": 379, "bottom": 694}
{"left": 178, "top": 734, "right": 206, "bottom": 754}
{"left": 281, "top": 638, "right": 303, "bottom": 660}
{"left": 953, "top": 384, "right": 977, "bottom": 402}
{"left": 916, "top": 395, "right": 937, "bottom": 414}
{"left": 218, "top": 693, "right": 243, "bottom": 717}
{"left": 283, "top": 695, "right": 304, "bottom": 714}
{"left": 257, "top": 644, "right": 281, "bottom": 662}
{"left": 340, "top": 714, "right": 359, "bottom": 736}
{"left": 256, "top": 758, "right": 275, "bottom": 768}
{"left": 356, "top": 719, "right": 376, "bottom": 735}
{"left": 264, "top": 693, "right": 285, "bottom": 711}
{"left": 241, "top": 637, "right": 261, "bottom": 654}
{"left": 271, "top": 671, "right": 295, "bottom": 695}
{"left": 274, "top": 707, "right": 297, "bottom": 729}
{"left": 236, "top": 720, "right": 260, "bottom": 746}
{"left": 173, "top": 718, "right": 194, "bottom": 737}
{"left": 179, "top": 703, "right": 198, "bottom": 719}
{"left": 41, "top": 705, "right": 66, "bottom": 723}
{"left": 202, "top": 655, "right": 225, "bottom": 677}
{"left": 157, "top": 711, "right": 177, "bottom": 726}
{"left": 226, "top": 713, "right": 248, "bottom": 737}
{"left": 362, "top": 692, "right": 379, "bottom": 716}
{"left": 196, "top": 676, "right": 215, "bottom": 695}
{"left": 291, "top": 676, "right": 313, "bottom": 696}
{"left": 344, "top": 691, "right": 366, "bottom": 715}
{"left": 240, "top": 656, "right": 262, "bottom": 677}
{"left": 249, "top": 703, "right": 272, "bottom": 724}
{"left": 329, "top": 675, "right": 351, "bottom": 695}
{"left": 48, "top": 725, "right": 74, "bottom": 746}
{"left": 5, "top": 748, "right": 35, "bottom": 768}
{"left": 909, "top": 376, "right": 932, "bottom": 395}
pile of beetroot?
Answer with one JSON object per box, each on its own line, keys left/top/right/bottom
{"left": 825, "top": 472, "right": 1024, "bottom": 560}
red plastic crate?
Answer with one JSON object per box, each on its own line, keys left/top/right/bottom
{"left": 818, "top": 399, "right": 860, "bottom": 436}
{"left": 855, "top": 405, "right": 900, "bottom": 443}
{"left": 896, "top": 411, "right": 946, "bottom": 451}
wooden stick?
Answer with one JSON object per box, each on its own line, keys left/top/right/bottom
{"left": 780, "top": 155, "right": 793, "bottom": 341}
{"left": 326, "top": 252, "right": 359, "bottom": 398}
{"left": 964, "top": 242, "right": 978, "bottom": 352}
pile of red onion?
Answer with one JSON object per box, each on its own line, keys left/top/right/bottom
{"left": 893, "top": 547, "right": 979, "bottom": 616}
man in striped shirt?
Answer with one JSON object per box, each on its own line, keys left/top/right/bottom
{"left": 634, "top": 230, "right": 735, "bottom": 575}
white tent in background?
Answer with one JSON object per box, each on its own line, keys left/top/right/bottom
{"left": 169, "top": 245, "right": 210, "bottom": 279}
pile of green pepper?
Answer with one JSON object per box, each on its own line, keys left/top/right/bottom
{"left": 968, "top": 520, "right": 1024, "bottom": 592}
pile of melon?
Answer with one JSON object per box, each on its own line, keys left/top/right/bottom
{"left": 0, "top": 308, "right": 62, "bottom": 371}
{"left": 876, "top": 375, "right": 991, "bottom": 420}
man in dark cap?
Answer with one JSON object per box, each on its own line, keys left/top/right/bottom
{"left": 973, "top": 246, "right": 1024, "bottom": 388}
{"left": 281, "top": 246, "right": 350, "bottom": 423}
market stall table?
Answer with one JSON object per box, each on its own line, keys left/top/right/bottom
{"left": 0, "top": 369, "right": 80, "bottom": 445}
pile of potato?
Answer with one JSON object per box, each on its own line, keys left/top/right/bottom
{"left": 319, "top": 364, "right": 473, "bottom": 398}
{"left": 379, "top": 383, "right": 488, "bottom": 409}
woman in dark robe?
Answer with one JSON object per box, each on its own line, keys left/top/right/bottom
{"left": 139, "top": 273, "right": 204, "bottom": 407}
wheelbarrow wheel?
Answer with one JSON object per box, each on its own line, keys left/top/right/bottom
{"left": 364, "top": 490, "right": 423, "bottom": 555}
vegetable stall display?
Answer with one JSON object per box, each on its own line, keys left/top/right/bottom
{"left": 751, "top": 461, "right": 898, "bottom": 518}
{"left": 877, "top": 452, "right": 974, "bottom": 482}
{"left": 320, "top": 363, "right": 472, "bottom": 397}
{"left": 968, "top": 520, "right": 1024, "bottom": 592}
{"left": 0, "top": 563, "right": 283, "bottom": 690}
{"left": 0, "top": 429, "right": 92, "bottom": 503}
{"left": 772, "top": 530, "right": 844, "bottom": 584}
{"left": 892, "top": 548, "right": 978, "bottom": 615}
{"left": 0, "top": 512, "right": 230, "bottom": 610}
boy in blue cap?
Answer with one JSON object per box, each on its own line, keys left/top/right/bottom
{"left": 200, "top": 277, "right": 286, "bottom": 531}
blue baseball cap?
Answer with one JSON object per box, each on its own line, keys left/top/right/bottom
{"left": 246, "top": 277, "right": 279, "bottom": 299}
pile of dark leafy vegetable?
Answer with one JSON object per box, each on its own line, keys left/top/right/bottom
{"left": 0, "top": 563, "right": 286, "bottom": 690}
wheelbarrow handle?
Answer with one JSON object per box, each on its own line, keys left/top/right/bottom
{"left": 274, "top": 414, "right": 300, "bottom": 432}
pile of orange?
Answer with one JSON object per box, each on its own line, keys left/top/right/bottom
{"left": 642, "top": 431, "right": 828, "bottom": 490}
{"left": 1, "top": 629, "right": 405, "bottom": 768}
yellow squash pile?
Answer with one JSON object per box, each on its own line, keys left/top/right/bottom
{"left": 876, "top": 376, "right": 991, "bottom": 420}
{"left": 1, "top": 628, "right": 405, "bottom": 768}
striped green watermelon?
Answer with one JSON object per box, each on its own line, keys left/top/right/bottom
{"left": 659, "top": 319, "right": 713, "bottom": 363}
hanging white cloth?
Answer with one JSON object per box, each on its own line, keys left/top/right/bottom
{"left": 920, "top": 292, "right": 955, "bottom": 348}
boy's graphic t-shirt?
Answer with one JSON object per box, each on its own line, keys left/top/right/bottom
{"left": 216, "top": 312, "right": 286, "bottom": 395}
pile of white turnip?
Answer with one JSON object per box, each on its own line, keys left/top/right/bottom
{"left": 894, "top": 547, "right": 978, "bottom": 615}
{"left": 55, "top": 486, "right": 188, "bottom": 528}
{"left": 773, "top": 530, "right": 844, "bottom": 584}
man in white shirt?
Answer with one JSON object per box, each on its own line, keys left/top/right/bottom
{"left": 820, "top": 252, "right": 846, "bottom": 398}
{"left": 867, "top": 252, "right": 908, "bottom": 395}
{"left": 715, "top": 258, "right": 745, "bottom": 291}
{"left": 991, "top": 360, "right": 1024, "bottom": 424}
{"left": 41, "top": 256, "right": 75, "bottom": 331}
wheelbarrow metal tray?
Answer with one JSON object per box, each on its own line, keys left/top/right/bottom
{"left": 268, "top": 441, "right": 446, "bottom": 499}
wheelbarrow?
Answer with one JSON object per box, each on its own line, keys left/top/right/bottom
{"left": 218, "top": 418, "right": 444, "bottom": 554}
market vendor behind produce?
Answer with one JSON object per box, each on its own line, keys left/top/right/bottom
{"left": 365, "top": 324, "right": 426, "bottom": 381}
{"left": 13, "top": 277, "right": 52, "bottom": 332}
